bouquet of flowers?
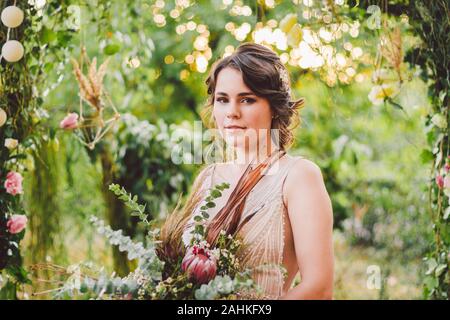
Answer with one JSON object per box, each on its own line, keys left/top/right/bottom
{"left": 49, "top": 182, "right": 257, "bottom": 300}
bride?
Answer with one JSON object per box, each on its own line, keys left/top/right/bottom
{"left": 161, "top": 43, "right": 334, "bottom": 300}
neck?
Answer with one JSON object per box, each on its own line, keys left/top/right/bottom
{"left": 233, "top": 139, "right": 279, "bottom": 168}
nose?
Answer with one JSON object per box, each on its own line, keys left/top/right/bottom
{"left": 226, "top": 100, "right": 241, "bottom": 119}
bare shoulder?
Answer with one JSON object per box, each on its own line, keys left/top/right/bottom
{"left": 286, "top": 157, "right": 324, "bottom": 184}
{"left": 282, "top": 157, "right": 330, "bottom": 207}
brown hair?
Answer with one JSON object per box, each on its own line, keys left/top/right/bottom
{"left": 202, "top": 42, "right": 305, "bottom": 151}
{"left": 158, "top": 43, "right": 304, "bottom": 260}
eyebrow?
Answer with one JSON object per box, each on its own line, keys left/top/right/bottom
{"left": 215, "top": 92, "right": 256, "bottom": 97}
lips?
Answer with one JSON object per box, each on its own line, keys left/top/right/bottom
{"left": 225, "top": 125, "right": 246, "bottom": 129}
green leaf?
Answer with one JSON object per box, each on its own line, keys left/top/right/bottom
{"left": 438, "top": 90, "right": 446, "bottom": 103}
{"left": 104, "top": 44, "right": 121, "bottom": 55}
{"left": 419, "top": 149, "right": 434, "bottom": 164}
{"left": 216, "top": 182, "right": 230, "bottom": 191}
{"left": 57, "top": 32, "right": 72, "bottom": 46}
{"left": 211, "top": 190, "right": 222, "bottom": 198}
{"left": 79, "top": 282, "right": 88, "bottom": 293}
{"left": 435, "top": 264, "right": 447, "bottom": 277}
{"left": 146, "top": 179, "right": 154, "bottom": 191}
{"left": 5, "top": 265, "right": 31, "bottom": 284}
{"left": 201, "top": 211, "right": 209, "bottom": 219}
{"left": 425, "top": 258, "right": 438, "bottom": 275}
{"left": 40, "top": 27, "right": 57, "bottom": 44}
{"left": 44, "top": 62, "right": 54, "bottom": 73}
{"left": 0, "top": 280, "right": 17, "bottom": 300}
{"left": 424, "top": 275, "right": 438, "bottom": 290}
{"left": 195, "top": 224, "right": 204, "bottom": 233}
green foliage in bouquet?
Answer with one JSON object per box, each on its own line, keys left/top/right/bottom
{"left": 52, "top": 182, "right": 256, "bottom": 300}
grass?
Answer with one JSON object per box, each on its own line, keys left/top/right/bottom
{"left": 332, "top": 230, "right": 423, "bottom": 300}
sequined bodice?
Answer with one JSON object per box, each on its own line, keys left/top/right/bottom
{"left": 182, "top": 154, "right": 302, "bottom": 298}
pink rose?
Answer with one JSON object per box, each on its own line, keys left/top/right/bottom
{"left": 6, "top": 214, "right": 27, "bottom": 234}
{"left": 60, "top": 113, "right": 79, "bottom": 130}
{"left": 182, "top": 245, "right": 217, "bottom": 284}
{"left": 4, "top": 171, "right": 23, "bottom": 195}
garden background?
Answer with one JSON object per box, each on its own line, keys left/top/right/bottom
{"left": 0, "top": 0, "right": 448, "bottom": 299}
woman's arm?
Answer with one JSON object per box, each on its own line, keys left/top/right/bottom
{"left": 279, "top": 159, "right": 334, "bottom": 300}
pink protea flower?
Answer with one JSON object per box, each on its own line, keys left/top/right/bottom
{"left": 60, "top": 113, "right": 79, "bottom": 130}
{"left": 7, "top": 214, "right": 27, "bottom": 234}
{"left": 181, "top": 245, "right": 217, "bottom": 284}
{"left": 4, "top": 171, "right": 23, "bottom": 195}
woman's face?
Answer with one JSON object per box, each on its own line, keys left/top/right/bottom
{"left": 212, "top": 67, "right": 273, "bottom": 150}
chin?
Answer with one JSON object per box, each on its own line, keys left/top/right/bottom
{"left": 221, "top": 128, "right": 269, "bottom": 151}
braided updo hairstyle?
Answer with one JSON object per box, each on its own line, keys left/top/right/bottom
{"left": 202, "top": 42, "right": 305, "bottom": 151}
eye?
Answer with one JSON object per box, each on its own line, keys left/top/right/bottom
{"left": 215, "top": 97, "right": 228, "bottom": 104}
{"left": 241, "top": 97, "right": 256, "bottom": 104}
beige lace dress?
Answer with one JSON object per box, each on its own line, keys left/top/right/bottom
{"left": 182, "top": 154, "right": 303, "bottom": 299}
